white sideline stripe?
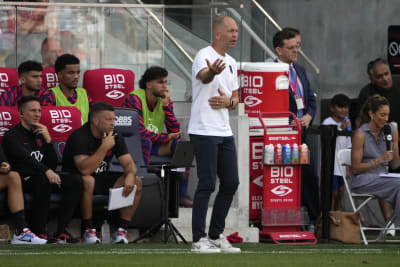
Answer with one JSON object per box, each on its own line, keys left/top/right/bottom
{"left": 0, "top": 248, "right": 386, "bottom": 256}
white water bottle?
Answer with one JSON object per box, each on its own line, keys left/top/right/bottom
{"left": 101, "top": 220, "right": 111, "bottom": 244}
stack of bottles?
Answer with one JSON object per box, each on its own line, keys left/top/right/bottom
{"left": 263, "top": 143, "right": 309, "bottom": 165}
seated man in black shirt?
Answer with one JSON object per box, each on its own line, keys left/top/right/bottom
{"left": 3, "top": 96, "right": 83, "bottom": 243}
{"left": 62, "top": 102, "right": 142, "bottom": 244}
{"left": 0, "top": 145, "right": 46, "bottom": 244}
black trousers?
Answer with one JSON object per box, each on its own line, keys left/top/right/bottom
{"left": 22, "top": 172, "right": 82, "bottom": 234}
{"left": 301, "top": 134, "right": 320, "bottom": 222}
{"left": 190, "top": 134, "right": 240, "bottom": 242}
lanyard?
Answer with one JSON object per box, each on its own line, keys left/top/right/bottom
{"left": 288, "top": 67, "right": 299, "bottom": 96}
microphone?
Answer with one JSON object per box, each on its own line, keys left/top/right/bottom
{"left": 383, "top": 124, "right": 392, "bottom": 174}
{"left": 383, "top": 124, "right": 393, "bottom": 151}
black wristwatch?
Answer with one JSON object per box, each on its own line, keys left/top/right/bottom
{"left": 228, "top": 98, "right": 234, "bottom": 108}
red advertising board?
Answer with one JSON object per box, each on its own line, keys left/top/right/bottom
{"left": 249, "top": 136, "right": 264, "bottom": 224}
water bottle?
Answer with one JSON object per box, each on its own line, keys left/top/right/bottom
{"left": 101, "top": 220, "right": 111, "bottom": 244}
{"left": 274, "top": 144, "right": 282, "bottom": 164}
{"left": 291, "top": 143, "right": 299, "bottom": 164}
{"left": 264, "top": 144, "right": 274, "bottom": 165}
{"left": 300, "top": 143, "right": 309, "bottom": 164}
{"left": 283, "top": 144, "right": 292, "bottom": 164}
{"left": 344, "top": 116, "right": 352, "bottom": 131}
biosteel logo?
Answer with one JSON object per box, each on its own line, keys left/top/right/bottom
{"left": 244, "top": 96, "right": 262, "bottom": 107}
{"left": 271, "top": 185, "right": 293, "bottom": 197}
{"left": 106, "top": 90, "right": 125, "bottom": 100}
{"left": 53, "top": 124, "right": 72, "bottom": 133}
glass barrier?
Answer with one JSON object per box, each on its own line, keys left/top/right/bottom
{"left": 0, "top": 3, "right": 249, "bottom": 102}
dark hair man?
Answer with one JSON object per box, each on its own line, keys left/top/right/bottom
{"left": 189, "top": 16, "right": 241, "bottom": 253}
{"left": 62, "top": 102, "right": 142, "bottom": 244}
{"left": 3, "top": 96, "right": 83, "bottom": 243}
{"left": 0, "top": 144, "right": 47, "bottom": 244}
{"left": 273, "top": 28, "right": 320, "bottom": 232}
{"left": 357, "top": 58, "right": 400, "bottom": 129}
{"left": 0, "top": 60, "right": 51, "bottom": 106}
{"left": 122, "top": 66, "right": 192, "bottom": 207}
{"left": 46, "top": 54, "right": 93, "bottom": 124}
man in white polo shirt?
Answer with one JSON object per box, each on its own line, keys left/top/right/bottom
{"left": 189, "top": 16, "right": 240, "bottom": 253}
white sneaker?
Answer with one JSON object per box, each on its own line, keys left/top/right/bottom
{"left": 11, "top": 228, "right": 47, "bottom": 245}
{"left": 83, "top": 228, "right": 101, "bottom": 244}
{"left": 191, "top": 237, "right": 221, "bottom": 253}
{"left": 209, "top": 234, "right": 241, "bottom": 253}
{"left": 387, "top": 223, "right": 396, "bottom": 237}
{"left": 113, "top": 228, "right": 129, "bottom": 244}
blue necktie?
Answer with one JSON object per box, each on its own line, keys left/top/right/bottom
{"left": 289, "top": 66, "right": 303, "bottom": 117}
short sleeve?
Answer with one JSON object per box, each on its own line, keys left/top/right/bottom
{"left": 113, "top": 133, "right": 129, "bottom": 158}
{"left": 66, "top": 130, "right": 90, "bottom": 157}
{"left": 192, "top": 49, "right": 208, "bottom": 79}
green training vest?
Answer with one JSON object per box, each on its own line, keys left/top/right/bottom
{"left": 50, "top": 86, "right": 89, "bottom": 124}
{"left": 131, "top": 89, "right": 165, "bottom": 134}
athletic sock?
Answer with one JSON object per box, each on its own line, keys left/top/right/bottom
{"left": 118, "top": 219, "right": 130, "bottom": 230}
{"left": 12, "top": 210, "right": 27, "bottom": 235}
{"left": 82, "top": 218, "right": 94, "bottom": 230}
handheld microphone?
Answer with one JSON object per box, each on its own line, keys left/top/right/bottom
{"left": 383, "top": 124, "right": 393, "bottom": 151}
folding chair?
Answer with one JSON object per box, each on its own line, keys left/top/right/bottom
{"left": 337, "top": 148, "right": 400, "bottom": 244}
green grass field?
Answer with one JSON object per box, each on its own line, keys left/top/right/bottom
{"left": 0, "top": 242, "right": 399, "bottom": 267}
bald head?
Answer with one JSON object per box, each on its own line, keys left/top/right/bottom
{"left": 212, "top": 16, "right": 238, "bottom": 54}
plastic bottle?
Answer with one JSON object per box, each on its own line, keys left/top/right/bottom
{"left": 300, "top": 143, "right": 309, "bottom": 164}
{"left": 264, "top": 144, "right": 274, "bottom": 165}
{"left": 274, "top": 144, "right": 282, "bottom": 164}
{"left": 344, "top": 116, "right": 352, "bottom": 131}
{"left": 291, "top": 143, "right": 299, "bottom": 164}
{"left": 283, "top": 144, "right": 292, "bottom": 164}
{"left": 101, "top": 220, "right": 111, "bottom": 244}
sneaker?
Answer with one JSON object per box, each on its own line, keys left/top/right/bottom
{"left": 113, "top": 228, "right": 129, "bottom": 244}
{"left": 83, "top": 228, "right": 100, "bottom": 244}
{"left": 209, "top": 234, "right": 241, "bottom": 253}
{"left": 56, "top": 231, "right": 80, "bottom": 244}
{"left": 179, "top": 195, "right": 193, "bottom": 208}
{"left": 11, "top": 228, "right": 47, "bottom": 245}
{"left": 387, "top": 223, "right": 396, "bottom": 237}
{"left": 191, "top": 237, "right": 221, "bottom": 253}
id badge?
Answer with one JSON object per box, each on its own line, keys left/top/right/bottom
{"left": 296, "top": 97, "right": 305, "bottom": 110}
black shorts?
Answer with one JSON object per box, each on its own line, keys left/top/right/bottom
{"left": 93, "top": 172, "right": 123, "bottom": 195}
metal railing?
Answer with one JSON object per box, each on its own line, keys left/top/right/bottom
{"left": 251, "top": 0, "right": 320, "bottom": 74}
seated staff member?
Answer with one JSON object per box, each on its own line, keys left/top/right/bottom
{"left": 0, "top": 60, "right": 50, "bottom": 106}
{"left": 3, "top": 96, "right": 83, "bottom": 243}
{"left": 0, "top": 145, "right": 47, "bottom": 244}
{"left": 352, "top": 94, "right": 400, "bottom": 225}
{"left": 62, "top": 102, "right": 142, "bottom": 244}
{"left": 122, "top": 66, "right": 192, "bottom": 207}
{"left": 45, "top": 54, "right": 93, "bottom": 124}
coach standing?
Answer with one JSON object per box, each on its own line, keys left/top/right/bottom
{"left": 189, "top": 16, "right": 240, "bottom": 253}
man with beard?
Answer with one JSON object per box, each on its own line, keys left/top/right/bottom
{"left": 0, "top": 60, "right": 50, "bottom": 106}
{"left": 122, "top": 66, "right": 192, "bottom": 207}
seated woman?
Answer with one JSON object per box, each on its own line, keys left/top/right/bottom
{"left": 352, "top": 94, "right": 400, "bottom": 224}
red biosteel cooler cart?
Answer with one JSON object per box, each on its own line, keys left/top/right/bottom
{"left": 240, "top": 62, "right": 290, "bottom": 226}
{"left": 256, "top": 112, "right": 317, "bottom": 244}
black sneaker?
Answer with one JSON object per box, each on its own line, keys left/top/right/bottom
{"left": 38, "top": 233, "right": 57, "bottom": 244}
{"left": 56, "top": 231, "right": 80, "bottom": 244}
